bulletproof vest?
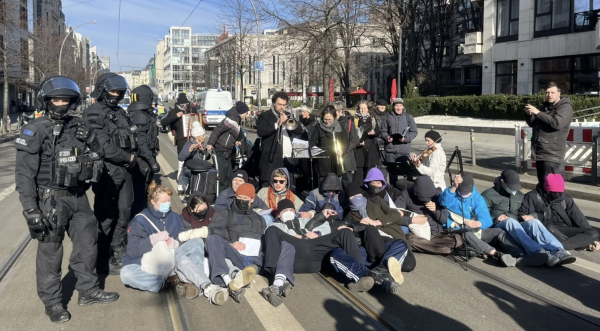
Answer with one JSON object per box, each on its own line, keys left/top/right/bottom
{"left": 106, "top": 109, "right": 139, "bottom": 151}
{"left": 36, "top": 117, "right": 103, "bottom": 189}
{"left": 131, "top": 109, "right": 159, "bottom": 151}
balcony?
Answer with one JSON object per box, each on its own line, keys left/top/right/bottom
{"left": 463, "top": 31, "right": 482, "bottom": 54}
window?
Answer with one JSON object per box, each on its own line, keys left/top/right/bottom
{"left": 533, "top": 55, "right": 600, "bottom": 94}
{"left": 465, "top": 67, "right": 482, "bottom": 85}
{"left": 443, "top": 68, "right": 462, "bottom": 85}
{"left": 495, "top": 61, "right": 518, "bottom": 94}
{"left": 497, "top": 0, "right": 519, "bottom": 42}
{"left": 534, "top": 0, "right": 571, "bottom": 37}
{"left": 574, "top": 0, "right": 600, "bottom": 31}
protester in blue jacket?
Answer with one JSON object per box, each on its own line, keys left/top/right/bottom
{"left": 298, "top": 173, "right": 347, "bottom": 217}
{"left": 439, "top": 174, "right": 525, "bottom": 267}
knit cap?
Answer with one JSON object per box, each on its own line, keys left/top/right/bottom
{"left": 236, "top": 183, "right": 255, "bottom": 198}
{"left": 544, "top": 173, "right": 565, "bottom": 193}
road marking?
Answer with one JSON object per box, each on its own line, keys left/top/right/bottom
{"left": 572, "top": 258, "right": 600, "bottom": 275}
{"left": 157, "top": 152, "right": 179, "bottom": 192}
{"left": 0, "top": 184, "right": 15, "bottom": 203}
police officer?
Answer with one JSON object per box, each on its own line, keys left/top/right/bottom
{"left": 84, "top": 73, "right": 138, "bottom": 275}
{"left": 15, "top": 76, "right": 119, "bottom": 323}
{"left": 129, "top": 85, "right": 161, "bottom": 215}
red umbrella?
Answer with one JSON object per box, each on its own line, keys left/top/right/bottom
{"left": 391, "top": 79, "right": 397, "bottom": 102}
{"left": 329, "top": 77, "right": 334, "bottom": 102}
{"left": 349, "top": 88, "right": 375, "bottom": 95}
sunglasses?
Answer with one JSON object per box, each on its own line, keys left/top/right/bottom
{"left": 273, "top": 180, "right": 287, "bottom": 184}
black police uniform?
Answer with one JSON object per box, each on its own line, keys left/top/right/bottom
{"left": 129, "top": 86, "right": 161, "bottom": 216}
{"left": 83, "top": 74, "right": 137, "bottom": 272}
{"left": 15, "top": 114, "right": 106, "bottom": 305}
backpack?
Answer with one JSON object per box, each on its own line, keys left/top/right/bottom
{"left": 408, "top": 231, "right": 463, "bottom": 255}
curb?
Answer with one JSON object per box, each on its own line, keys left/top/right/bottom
{"left": 0, "top": 134, "right": 17, "bottom": 144}
{"left": 416, "top": 123, "right": 515, "bottom": 136}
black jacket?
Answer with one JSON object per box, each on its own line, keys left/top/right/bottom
{"left": 519, "top": 185, "right": 591, "bottom": 229}
{"left": 300, "top": 115, "right": 317, "bottom": 141}
{"left": 160, "top": 106, "right": 197, "bottom": 141}
{"left": 207, "top": 108, "right": 244, "bottom": 154}
{"left": 208, "top": 202, "right": 267, "bottom": 242}
{"left": 309, "top": 120, "right": 358, "bottom": 177}
{"left": 355, "top": 116, "right": 381, "bottom": 168}
{"left": 481, "top": 177, "right": 524, "bottom": 225}
{"left": 525, "top": 97, "right": 573, "bottom": 163}
{"left": 395, "top": 186, "right": 447, "bottom": 234}
{"left": 257, "top": 109, "right": 303, "bottom": 180}
{"left": 130, "top": 108, "right": 159, "bottom": 165}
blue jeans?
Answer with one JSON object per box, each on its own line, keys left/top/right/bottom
{"left": 496, "top": 218, "right": 563, "bottom": 255}
{"left": 120, "top": 264, "right": 163, "bottom": 293}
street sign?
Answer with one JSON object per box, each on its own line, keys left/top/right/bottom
{"left": 255, "top": 61, "right": 265, "bottom": 71}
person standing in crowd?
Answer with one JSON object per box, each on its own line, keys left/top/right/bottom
{"left": 373, "top": 98, "right": 389, "bottom": 128}
{"left": 520, "top": 173, "right": 600, "bottom": 251}
{"left": 310, "top": 106, "right": 359, "bottom": 185}
{"left": 15, "top": 76, "right": 118, "bottom": 323}
{"left": 84, "top": 73, "right": 137, "bottom": 275}
{"left": 411, "top": 130, "right": 446, "bottom": 189}
{"left": 160, "top": 93, "right": 192, "bottom": 192}
{"left": 299, "top": 104, "right": 317, "bottom": 140}
{"left": 380, "top": 98, "right": 418, "bottom": 188}
{"left": 178, "top": 122, "right": 208, "bottom": 193}
{"left": 129, "top": 85, "right": 161, "bottom": 216}
{"left": 257, "top": 92, "right": 304, "bottom": 188}
{"left": 353, "top": 101, "right": 381, "bottom": 185}
{"left": 525, "top": 82, "right": 573, "bottom": 184}
{"left": 482, "top": 170, "right": 575, "bottom": 267}
{"left": 298, "top": 104, "right": 318, "bottom": 191}
{"left": 256, "top": 168, "right": 307, "bottom": 217}
{"left": 332, "top": 101, "right": 359, "bottom": 183}
{"left": 207, "top": 102, "right": 249, "bottom": 191}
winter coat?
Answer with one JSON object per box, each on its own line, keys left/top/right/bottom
{"left": 160, "top": 106, "right": 196, "bottom": 141}
{"left": 481, "top": 177, "right": 524, "bottom": 225}
{"left": 178, "top": 141, "right": 208, "bottom": 162}
{"left": 257, "top": 108, "right": 304, "bottom": 181}
{"left": 338, "top": 115, "right": 359, "bottom": 172}
{"left": 181, "top": 206, "right": 216, "bottom": 230}
{"left": 213, "top": 187, "right": 269, "bottom": 211}
{"left": 309, "top": 120, "right": 359, "bottom": 177}
{"left": 354, "top": 116, "right": 382, "bottom": 168}
{"left": 439, "top": 185, "right": 493, "bottom": 230}
{"left": 298, "top": 173, "right": 347, "bottom": 216}
{"left": 380, "top": 111, "right": 418, "bottom": 157}
{"left": 395, "top": 185, "right": 447, "bottom": 234}
{"left": 123, "top": 207, "right": 184, "bottom": 266}
{"left": 130, "top": 108, "right": 159, "bottom": 165}
{"left": 268, "top": 216, "right": 332, "bottom": 237}
{"left": 207, "top": 108, "right": 244, "bottom": 154}
{"left": 256, "top": 168, "right": 304, "bottom": 213}
{"left": 372, "top": 108, "right": 388, "bottom": 130}
{"left": 416, "top": 144, "right": 446, "bottom": 189}
{"left": 519, "top": 185, "right": 591, "bottom": 229}
{"left": 525, "top": 97, "right": 573, "bottom": 163}
{"left": 346, "top": 194, "right": 408, "bottom": 241}
{"left": 208, "top": 202, "right": 267, "bottom": 242}
{"left": 300, "top": 115, "right": 318, "bottom": 141}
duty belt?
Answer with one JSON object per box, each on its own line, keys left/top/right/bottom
{"left": 38, "top": 187, "right": 75, "bottom": 200}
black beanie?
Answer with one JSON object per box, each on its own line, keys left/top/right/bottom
{"left": 236, "top": 101, "right": 249, "bottom": 114}
{"left": 345, "top": 183, "right": 363, "bottom": 198}
{"left": 176, "top": 93, "right": 189, "bottom": 105}
{"left": 232, "top": 169, "right": 249, "bottom": 183}
{"left": 376, "top": 98, "right": 388, "bottom": 106}
{"left": 322, "top": 202, "right": 336, "bottom": 213}
{"left": 425, "top": 130, "right": 442, "bottom": 143}
{"left": 277, "top": 199, "right": 295, "bottom": 213}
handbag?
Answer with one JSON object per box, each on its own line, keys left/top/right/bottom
{"left": 137, "top": 213, "right": 176, "bottom": 277}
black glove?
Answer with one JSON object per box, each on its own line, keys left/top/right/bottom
{"left": 23, "top": 208, "right": 48, "bottom": 240}
{"left": 75, "top": 124, "right": 98, "bottom": 146}
{"left": 128, "top": 153, "right": 138, "bottom": 167}
{"left": 150, "top": 161, "right": 160, "bottom": 173}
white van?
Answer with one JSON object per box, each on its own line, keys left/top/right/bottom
{"left": 197, "top": 89, "right": 233, "bottom": 128}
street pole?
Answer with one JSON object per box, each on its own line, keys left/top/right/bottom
{"left": 248, "top": 0, "right": 261, "bottom": 110}
{"left": 58, "top": 21, "right": 97, "bottom": 75}
{"left": 397, "top": 26, "right": 402, "bottom": 98}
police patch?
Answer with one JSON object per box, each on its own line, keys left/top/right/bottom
{"left": 16, "top": 138, "right": 28, "bottom": 146}
{"left": 23, "top": 129, "right": 35, "bottom": 136}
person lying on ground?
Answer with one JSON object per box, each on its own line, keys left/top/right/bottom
{"left": 298, "top": 172, "right": 347, "bottom": 217}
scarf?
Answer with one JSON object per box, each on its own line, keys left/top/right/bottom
{"left": 319, "top": 119, "right": 342, "bottom": 133}
{"left": 268, "top": 187, "right": 295, "bottom": 215}
{"left": 224, "top": 117, "right": 241, "bottom": 137}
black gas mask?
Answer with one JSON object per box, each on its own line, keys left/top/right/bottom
{"left": 368, "top": 183, "right": 383, "bottom": 195}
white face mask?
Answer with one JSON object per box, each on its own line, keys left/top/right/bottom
{"left": 503, "top": 183, "right": 518, "bottom": 196}
{"left": 280, "top": 210, "right": 295, "bottom": 222}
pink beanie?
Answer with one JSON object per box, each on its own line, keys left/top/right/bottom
{"left": 544, "top": 174, "right": 565, "bottom": 192}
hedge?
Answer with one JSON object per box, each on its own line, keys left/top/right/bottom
{"left": 401, "top": 94, "right": 600, "bottom": 120}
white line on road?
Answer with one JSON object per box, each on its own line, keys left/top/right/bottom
{"left": 571, "top": 258, "right": 600, "bottom": 275}
{"left": 0, "top": 184, "right": 15, "bottom": 203}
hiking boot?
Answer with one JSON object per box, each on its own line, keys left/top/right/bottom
{"left": 185, "top": 284, "right": 200, "bottom": 300}
{"left": 367, "top": 269, "right": 400, "bottom": 294}
{"left": 260, "top": 285, "right": 283, "bottom": 307}
{"left": 347, "top": 277, "right": 374, "bottom": 292}
{"left": 78, "top": 289, "right": 119, "bottom": 306}
{"left": 108, "top": 257, "right": 122, "bottom": 275}
{"left": 554, "top": 248, "right": 576, "bottom": 266}
{"left": 45, "top": 303, "right": 70, "bottom": 324}
{"left": 229, "top": 287, "right": 247, "bottom": 303}
{"left": 493, "top": 251, "right": 516, "bottom": 267}
{"left": 386, "top": 257, "right": 404, "bottom": 285}
{"left": 168, "top": 275, "right": 181, "bottom": 288}
{"left": 281, "top": 282, "right": 293, "bottom": 297}
{"left": 516, "top": 251, "right": 549, "bottom": 267}
{"left": 228, "top": 265, "right": 258, "bottom": 291}
{"left": 203, "top": 284, "right": 228, "bottom": 306}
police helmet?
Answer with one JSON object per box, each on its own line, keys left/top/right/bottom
{"left": 36, "top": 76, "right": 81, "bottom": 118}
{"left": 128, "top": 85, "right": 154, "bottom": 111}
{"left": 91, "top": 73, "right": 129, "bottom": 107}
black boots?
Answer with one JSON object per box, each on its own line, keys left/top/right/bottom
{"left": 45, "top": 303, "right": 70, "bottom": 323}
{"left": 78, "top": 289, "right": 120, "bottom": 306}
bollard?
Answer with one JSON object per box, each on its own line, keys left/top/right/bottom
{"left": 470, "top": 129, "right": 476, "bottom": 166}
{"left": 430, "top": 125, "right": 434, "bottom": 131}
{"left": 591, "top": 134, "right": 598, "bottom": 185}
{"left": 515, "top": 124, "right": 521, "bottom": 172}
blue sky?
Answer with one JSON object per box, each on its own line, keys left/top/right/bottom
{"left": 62, "top": 0, "right": 222, "bottom": 72}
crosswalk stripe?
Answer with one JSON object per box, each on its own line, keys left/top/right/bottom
{"left": 0, "top": 184, "right": 15, "bottom": 203}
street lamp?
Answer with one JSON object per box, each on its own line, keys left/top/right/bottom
{"left": 248, "top": 0, "right": 261, "bottom": 110}
{"left": 59, "top": 20, "right": 97, "bottom": 75}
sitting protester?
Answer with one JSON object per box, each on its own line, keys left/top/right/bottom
{"left": 299, "top": 173, "right": 347, "bottom": 217}
{"left": 177, "top": 122, "right": 208, "bottom": 191}
{"left": 120, "top": 182, "right": 226, "bottom": 305}
{"left": 520, "top": 173, "right": 600, "bottom": 251}
{"left": 261, "top": 199, "right": 364, "bottom": 307}
{"left": 205, "top": 183, "right": 265, "bottom": 304}
{"left": 213, "top": 170, "right": 268, "bottom": 211}
{"left": 482, "top": 170, "right": 575, "bottom": 267}
{"left": 439, "top": 174, "right": 525, "bottom": 267}
{"left": 256, "top": 168, "right": 307, "bottom": 217}
{"left": 362, "top": 168, "right": 403, "bottom": 209}
{"left": 180, "top": 193, "right": 214, "bottom": 237}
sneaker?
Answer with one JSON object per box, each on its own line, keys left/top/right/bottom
{"left": 367, "top": 269, "right": 400, "bottom": 294}
{"left": 260, "top": 285, "right": 283, "bottom": 307}
{"left": 228, "top": 265, "right": 258, "bottom": 291}
{"left": 493, "top": 252, "right": 516, "bottom": 267}
{"left": 516, "top": 252, "right": 549, "bottom": 267}
{"left": 554, "top": 249, "right": 576, "bottom": 266}
{"left": 203, "top": 284, "right": 228, "bottom": 306}
{"left": 229, "top": 287, "right": 247, "bottom": 303}
{"left": 347, "top": 277, "right": 375, "bottom": 292}
{"left": 386, "top": 257, "right": 404, "bottom": 285}
{"left": 281, "top": 281, "right": 293, "bottom": 297}
{"left": 546, "top": 252, "right": 561, "bottom": 267}
{"left": 45, "top": 303, "right": 70, "bottom": 324}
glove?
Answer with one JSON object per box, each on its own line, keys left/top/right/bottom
{"left": 128, "top": 153, "right": 138, "bottom": 167}
{"left": 178, "top": 227, "right": 209, "bottom": 242}
{"left": 166, "top": 237, "right": 180, "bottom": 249}
{"left": 150, "top": 161, "right": 160, "bottom": 173}
{"left": 75, "top": 124, "right": 98, "bottom": 146}
{"left": 23, "top": 208, "right": 48, "bottom": 240}
{"left": 149, "top": 231, "right": 169, "bottom": 245}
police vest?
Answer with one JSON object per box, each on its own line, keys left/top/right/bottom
{"left": 106, "top": 110, "right": 139, "bottom": 151}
